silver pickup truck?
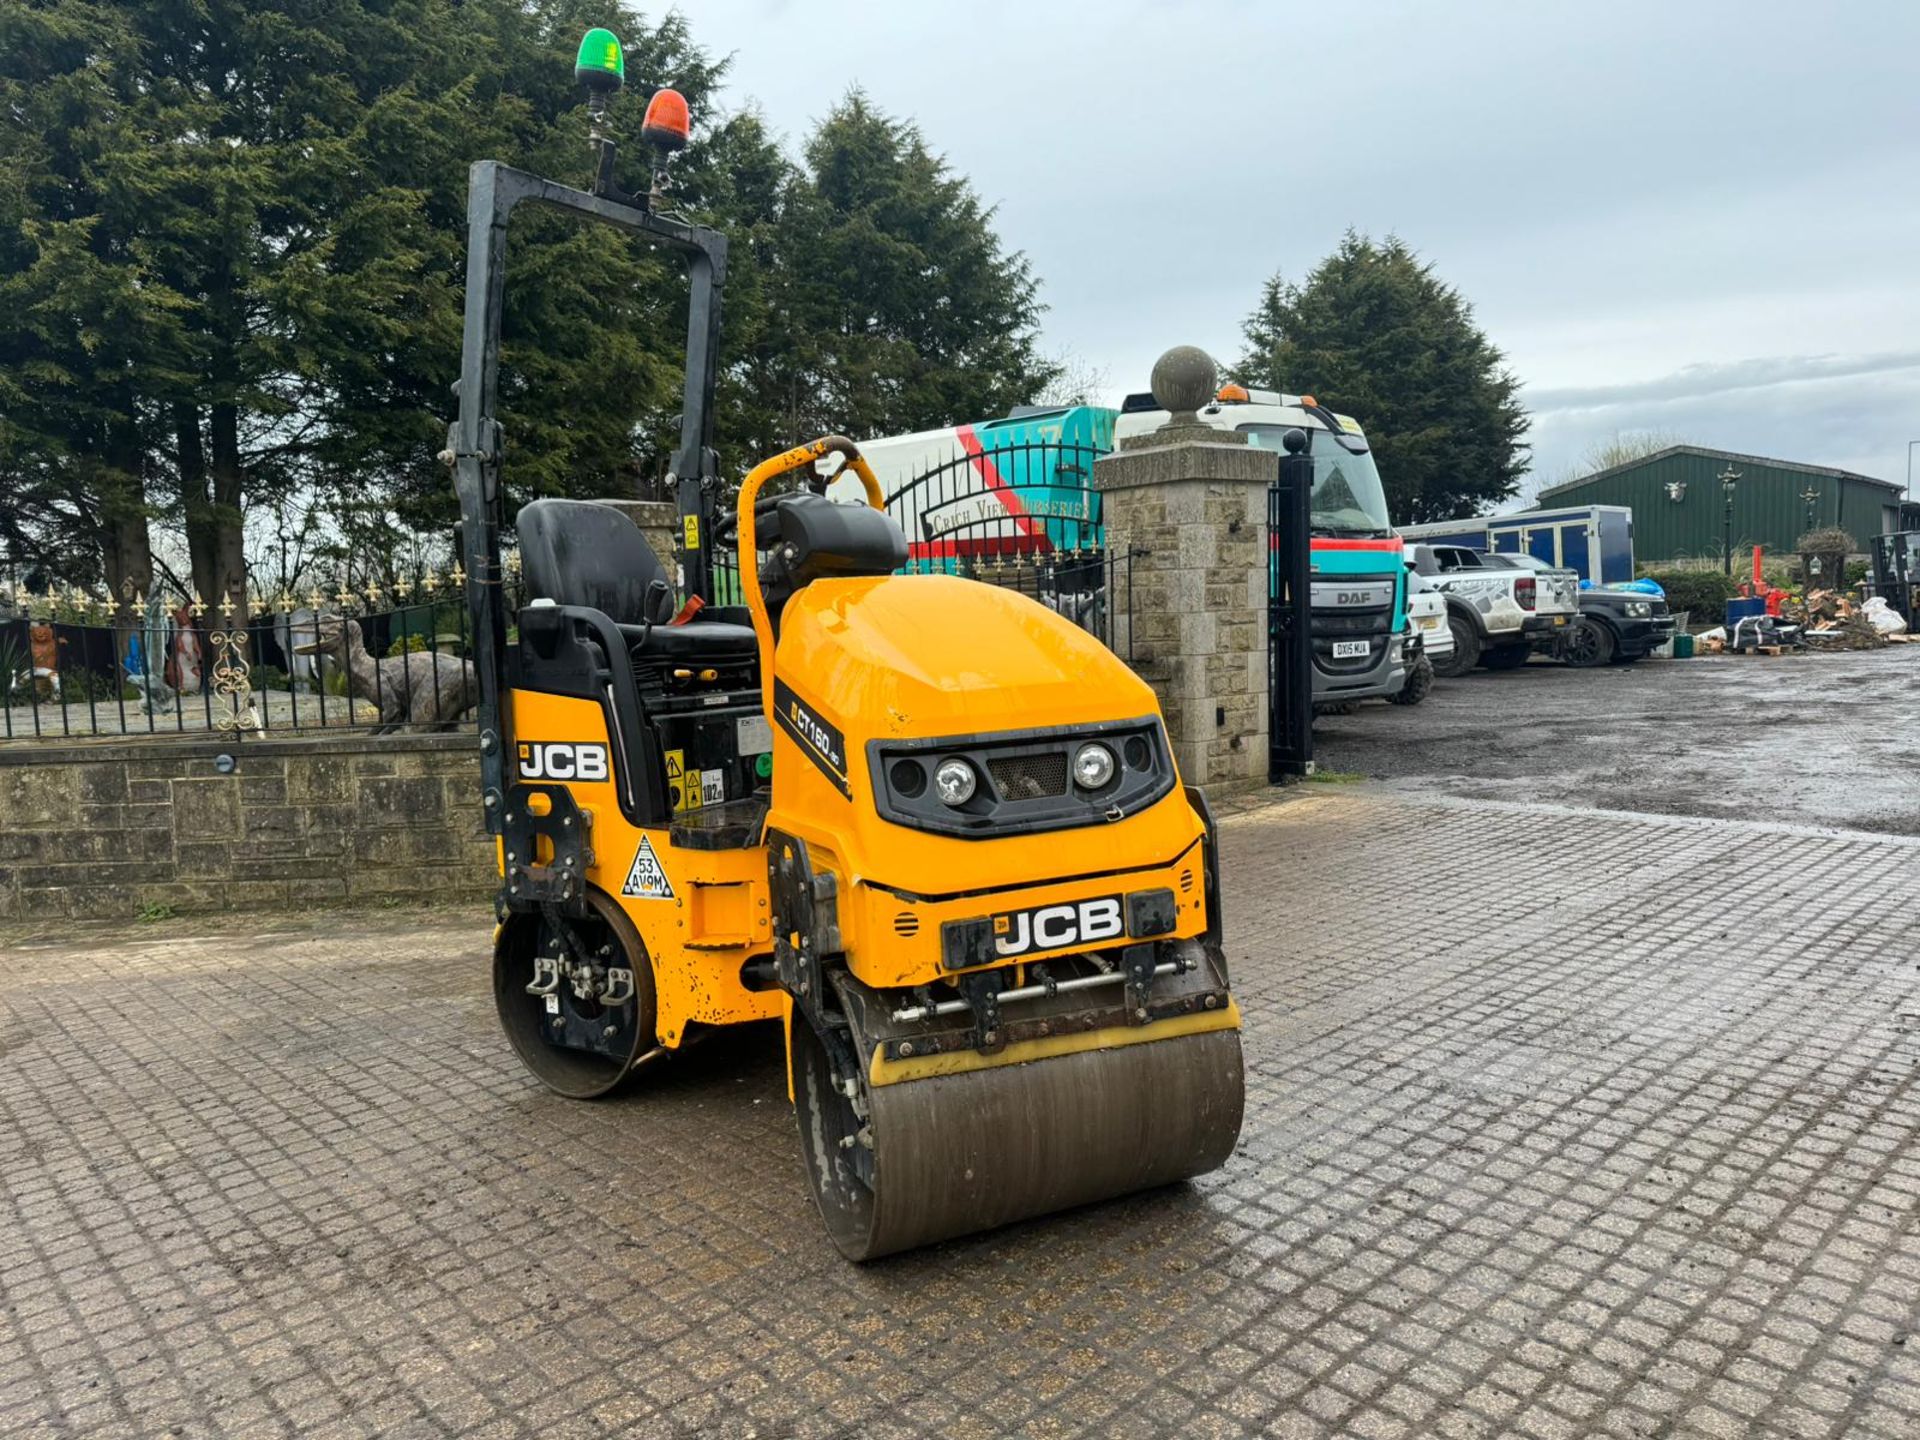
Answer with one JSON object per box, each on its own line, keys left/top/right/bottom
{"left": 1408, "top": 544, "right": 1580, "bottom": 676}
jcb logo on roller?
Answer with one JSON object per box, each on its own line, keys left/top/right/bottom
{"left": 517, "top": 742, "right": 608, "bottom": 782}
{"left": 992, "top": 895, "right": 1124, "bottom": 958}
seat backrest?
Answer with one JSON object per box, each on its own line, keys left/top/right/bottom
{"left": 776, "top": 494, "right": 908, "bottom": 584}
{"left": 517, "top": 499, "right": 668, "bottom": 625}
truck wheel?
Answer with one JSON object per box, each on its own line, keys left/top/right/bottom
{"left": 1479, "top": 644, "right": 1531, "bottom": 671}
{"left": 1563, "top": 617, "right": 1615, "bottom": 668}
{"left": 1389, "top": 652, "right": 1433, "bottom": 705}
{"left": 1434, "top": 615, "right": 1479, "bottom": 677}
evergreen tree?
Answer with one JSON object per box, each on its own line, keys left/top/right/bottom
{"left": 760, "top": 93, "right": 1059, "bottom": 448}
{"left": 3, "top": 8, "right": 1058, "bottom": 608}
{"left": 1238, "top": 233, "right": 1530, "bottom": 523}
{"left": 0, "top": 0, "right": 186, "bottom": 634}
{"left": 1, "top": 0, "right": 749, "bottom": 604}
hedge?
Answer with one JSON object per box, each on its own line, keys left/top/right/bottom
{"left": 1641, "top": 568, "right": 1740, "bottom": 624}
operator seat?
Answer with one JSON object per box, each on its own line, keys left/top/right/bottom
{"left": 515, "top": 498, "right": 756, "bottom": 661}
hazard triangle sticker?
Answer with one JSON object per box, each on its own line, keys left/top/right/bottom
{"left": 620, "top": 835, "right": 674, "bottom": 899}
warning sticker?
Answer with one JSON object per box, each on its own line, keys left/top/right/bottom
{"left": 700, "top": 768, "right": 726, "bottom": 807}
{"left": 621, "top": 835, "right": 674, "bottom": 899}
{"left": 665, "top": 749, "right": 698, "bottom": 813}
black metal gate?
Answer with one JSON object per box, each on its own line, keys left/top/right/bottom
{"left": 887, "top": 438, "right": 1125, "bottom": 648}
{"left": 712, "top": 436, "right": 1134, "bottom": 657}
{"left": 1268, "top": 446, "right": 1314, "bottom": 781}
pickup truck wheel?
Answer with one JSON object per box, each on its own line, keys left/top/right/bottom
{"left": 1434, "top": 614, "right": 1480, "bottom": 677}
{"left": 1388, "top": 651, "right": 1433, "bottom": 705}
{"left": 1563, "top": 616, "right": 1615, "bottom": 668}
{"left": 1479, "top": 644, "right": 1532, "bottom": 671}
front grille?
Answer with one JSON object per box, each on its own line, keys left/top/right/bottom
{"left": 988, "top": 752, "right": 1068, "bottom": 800}
{"left": 1313, "top": 608, "right": 1392, "bottom": 636}
{"left": 893, "top": 912, "right": 919, "bottom": 937}
{"left": 872, "top": 719, "right": 1173, "bottom": 839}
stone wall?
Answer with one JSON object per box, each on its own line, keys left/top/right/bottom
{"left": 0, "top": 734, "right": 495, "bottom": 920}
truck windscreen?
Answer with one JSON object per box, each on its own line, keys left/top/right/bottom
{"left": 1237, "top": 424, "right": 1394, "bottom": 537}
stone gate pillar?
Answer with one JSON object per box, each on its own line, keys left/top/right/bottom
{"left": 1096, "top": 347, "right": 1279, "bottom": 792}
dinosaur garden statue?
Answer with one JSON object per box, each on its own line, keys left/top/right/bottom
{"left": 296, "top": 615, "right": 479, "bottom": 731}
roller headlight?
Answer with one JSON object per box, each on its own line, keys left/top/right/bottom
{"left": 933, "top": 758, "right": 976, "bottom": 806}
{"left": 1625, "top": 601, "right": 1652, "bottom": 618}
{"left": 1073, "top": 742, "right": 1117, "bottom": 790}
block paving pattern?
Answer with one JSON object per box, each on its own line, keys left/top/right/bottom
{"left": 2, "top": 791, "right": 1918, "bottom": 1438}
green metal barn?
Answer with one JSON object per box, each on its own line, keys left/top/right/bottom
{"left": 1535, "top": 446, "right": 1905, "bottom": 563}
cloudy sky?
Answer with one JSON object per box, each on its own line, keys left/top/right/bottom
{"left": 685, "top": 0, "right": 1919, "bottom": 500}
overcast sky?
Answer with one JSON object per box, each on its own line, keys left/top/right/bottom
{"left": 683, "top": 0, "right": 1919, "bottom": 501}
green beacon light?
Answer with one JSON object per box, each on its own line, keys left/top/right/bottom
{"left": 574, "top": 28, "right": 625, "bottom": 96}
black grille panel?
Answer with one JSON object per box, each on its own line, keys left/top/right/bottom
{"left": 988, "top": 752, "right": 1068, "bottom": 800}
{"left": 869, "top": 717, "right": 1174, "bottom": 840}
{"left": 1312, "top": 607, "right": 1393, "bottom": 636}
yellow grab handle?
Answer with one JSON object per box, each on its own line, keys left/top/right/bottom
{"left": 737, "top": 436, "right": 883, "bottom": 724}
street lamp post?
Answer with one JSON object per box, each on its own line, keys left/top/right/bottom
{"left": 1800, "top": 485, "right": 1821, "bottom": 533}
{"left": 1720, "top": 465, "right": 1741, "bottom": 576}
{"left": 1908, "top": 439, "right": 1918, "bottom": 501}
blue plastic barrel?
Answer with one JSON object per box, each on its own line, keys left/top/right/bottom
{"left": 1725, "top": 596, "right": 1766, "bottom": 627}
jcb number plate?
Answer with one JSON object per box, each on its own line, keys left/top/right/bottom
{"left": 940, "top": 887, "right": 1180, "bottom": 970}
{"left": 1332, "top": 639, "right": 1370, "bottom": 659}
{"left": 993, "top": 895, "right": 1123, "bottom": 957}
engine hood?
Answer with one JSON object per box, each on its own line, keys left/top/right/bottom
{"left": 1581, "top": 590, "right": 1666, "bottom": 613}
{"left": 774, "top": 573, "right": 1158, "bottom": 741}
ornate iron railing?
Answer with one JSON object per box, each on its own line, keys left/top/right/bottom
{"left": 0, "top": 561, "right": 518, "bottom": 742}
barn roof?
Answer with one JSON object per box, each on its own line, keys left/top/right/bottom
{"left": 1537, "top": 445, "right": 1901, "bottom": 501}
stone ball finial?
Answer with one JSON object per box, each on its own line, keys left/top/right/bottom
{"left": 1150, "top": 346, "right": 1217, "bottom": 424}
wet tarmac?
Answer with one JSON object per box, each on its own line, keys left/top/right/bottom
{"left": 1314, "top": 647, "right": 1920, "bottom": 836}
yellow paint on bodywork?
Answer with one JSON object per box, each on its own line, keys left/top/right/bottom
{"left": 867, "top": 1001, "right": 1241, "bottom": 1087}
{"left": 502, "top": 434, "right": 1216, "bottom": 1073}
{"left": 506, "top": 687, "right": 779, "bottom": 1047}
{"left": 763, "top": 574, "right": 1207, "bottom": 989}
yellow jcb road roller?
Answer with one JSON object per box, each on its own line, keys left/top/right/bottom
{"left": 448, "top": 36, "right": 1243, "bottom": 1260}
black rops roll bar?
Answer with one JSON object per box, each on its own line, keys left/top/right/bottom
{"left": 449, "top": 159, "right": 728, "bottom": 832}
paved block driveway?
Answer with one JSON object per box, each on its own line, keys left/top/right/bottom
{"left": 3, "top": 790, "right": 1918, "bottom": 1438}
